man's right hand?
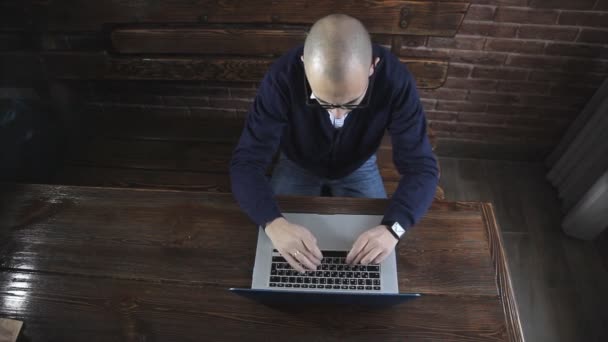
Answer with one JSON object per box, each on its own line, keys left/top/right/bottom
{"left": 265, "top": 217, "right": 323, "bottom": 273}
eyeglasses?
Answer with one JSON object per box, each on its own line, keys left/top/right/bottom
{"left": 303, "top": 59, "right": 380, "bottom": 110}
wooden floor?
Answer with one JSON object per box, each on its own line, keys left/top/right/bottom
{"left": 437, "top": 157, "right": 608, "bottom": 342}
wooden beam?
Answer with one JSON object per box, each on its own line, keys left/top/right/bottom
{"left": 34, "top": 1, "right": 470, "bottom": 37}
{"left": 44, "top": 52, "right": 447, "bottom": 89}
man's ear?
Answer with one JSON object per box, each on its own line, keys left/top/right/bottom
{"left": 300, "top": 55, "right": 304, "bottom": 63}
{"left": 369, "top": 57, "right": 380, "bottom": 77}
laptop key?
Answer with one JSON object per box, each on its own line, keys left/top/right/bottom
{"left": 346, "top": 272, "right": 353, "bottom": 278}
{"left": 373, "top": 279, "right": 380, "bottom": 285}
{"left": 302, "top": 284, "right": 308, "bottom": 288}
{"left": 331, "top": 272, "right": 338, "bottom": 277}
{"left": 320, "top": 278, "right": 326, "bottom": 284}
{"left": 368, "top": 266, "right": 380, "bottom": 272}
{"left": 312, "top": 278, "right": 319, "bottom": 284}
{"left": 269, "top": 283, "right": 276, "bottom": 287}
{"left": 349, "top": 285, "right": 356, "bottom": 290}
{"left": 329, "top": 264, "right": 337, "bottom": 270}
{"left": 333, "top": 285, "right": 340, "bottom": 289}
{"left": 357, "top": 286, "right": 364, "bottom": 290}
{"left": 294, "top": 284, "right": 301, "bottom": 288}
{"left": 321, "top": 264, "right": 329, "bottom": 270}
{"left": 272, "top": 257, "right": 285, "bottom": 262}
{"left": 270, "top": 276, "right": 280, "bottom": 282}
{"left": 341, "top": 285, "right": 348, "bottom": 289}
{"left": 309, "top": 284, "right": 316, "bottom": 289}
{"left": 286, "top": 284, "right": 293, "bottom": 288}
{"left": 315, "top": 271, "right": 323, "bottom": 277}
{"left": 349, "top": 279, "right": 357, "bottom": 285}
{"left": 373, "top": 286, "right": 381, "bottom": 290}
{"left": 337, "top": 265, "right": 344, "bottom": 271}
{"left": 271, "top": 269, "right": 277, "bottom": 275}
{"left": 278, "top": 283, "right": 285, "bottom": 287}
{"left": 296, "top": 277, "right": 303, "bottom": 283}
{"left": 304, "top": 278, "right": 311, "bottom": 284}
{"left": 281, "top": 277, "right": 289, "bottom": 283}
{"left": 338, "top": 272, "right": 346, "bottom": 278}
{"left": 327, "top": 278, "right": 334, "bottom": 285}
{"left": 365, "top": 279, "right": 372, "bottom": 285}
{"left": 370, "top": 272, "right": 380, "bottom": 278}
{"left": 358, "top": 279, "right": 365, "bottom": 285}
{"left": 362, "top": 273, "right": 369, "bottom": 278}
{"left": 289, "top": 277, "right": 296, "bottom": 283}
{"left": 323, "top": 271, "right": 331, "bottom": 277}
{"left": 354, "top": 272, "right": 361, "bottom": 278}
{"left": 325, "top": 285, "right": 332, "bottom": 289}
{"left": 365, "top": 286, "right": 372, "bottom": 290}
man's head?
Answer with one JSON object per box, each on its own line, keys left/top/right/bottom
{"left": 302, "top": 14, "right": 380, "bottom": 118}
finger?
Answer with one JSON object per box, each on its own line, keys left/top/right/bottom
{"left": 282, "top": 251, "right": 306, "bottom": 273}
{"left": 293, "top": 250, "right": 318, "bottom": 271}
{"left": 372, "top": 250, "right": 390, "bottom": 264}
{"left": 299, "top": 244, "right": 321, "bottom": 267}
{"left": 346, "top": 236, "right": 368, "bottom": 264}
{"left": 352, "top": 243, "right": 374, "bottom": 265}
{"left": 360, "top": 248, "right": 383, "bottom": 265}
{"left": 302, "top": 235, "right": 323, "bottom": 261}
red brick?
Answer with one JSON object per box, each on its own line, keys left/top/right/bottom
{"left": 559, "top": 11, "right": 608, "bottom": 28}
{"left": 578, "top": 29, "right": 608, "bottom": 44}
{"left": 457, "top": 112, "right": 506, "bottom": 125}
{"left": 436, "top": 101, "right": 487, "bottom": 112}
{"left": 467, "top": 92, "right": 520, "bottom": 105}
{"left": 549, "top": 84, "right": 598, "bottom": 97}
{"left": 520, "top": 95, "right": 587, "bottom": 107}
{"left": 486, "top": 104, "right": 575, "bottom": 118}
{"left": 447, "top": 63, "right": 473, "bottom": 78}
{"left": 496, "top": 81, "right": 548, "bottom": 94}
{"left": 495, "top": 7, "right": 559, "bottom": 25}
{"left": 397, "top": 46, "right": 449, "bottom": 59}
{"left": 426, "top": 111, "right": 457, "bottom": 122}
{"left": 546, "top": 42, "right": 608, "bottom": 59}
{"left": 485, "top": 38, "right": 545, "bottom": 54}
{"left": 394, "top": 35, "right": 427, "bottom": 48}
{"left": 459, "top": 22, "right": 517, "bottom": 38}
{"left": 427, "top": 36, "right": 486, "bottom": 50}
{"left": 464, "top": 5, "right": 496, "bottom": 21}
{"left": 529, "top": 71, "right": 607, "bottom": 86}
{"left": 529, "top": 0, "right": 597, "bottom": 10}
{"left": 419, "top": 88, "right": 468, "bottom": 101}
{"left": 471, "top": 67, "right": 529, "bottom": 80}
{"left": 506, "top": 55, "right": 565, "bottom": 69}
{"left": 421, "top": 99, "right": 437, "bottom": 110}
{"left": 449, "top": 50, "right": 507, "bottom": 65}
{"left": 443, "top": 77, "right": 498, "bottom": 90}
{"left": 517, "top": 26, "right": 579, "bottom": 41}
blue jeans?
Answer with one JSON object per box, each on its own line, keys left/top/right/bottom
{"left": 270, "top": 153, "right": 388, "bottom": 199}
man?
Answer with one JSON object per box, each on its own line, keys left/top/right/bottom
{"left": 230, "top": 14, "right": 438, "bottom": 273}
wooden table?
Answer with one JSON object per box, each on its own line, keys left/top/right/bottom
{"left": 0, "top": 183, "right": 523, "bottom": 341}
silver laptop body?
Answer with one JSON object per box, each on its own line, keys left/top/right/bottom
{"left": 251, "top": 213, "right": 399, "bottom": 294}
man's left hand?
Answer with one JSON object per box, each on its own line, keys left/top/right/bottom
{"left": 346, "top": 225, "right": 398, "bottom": 265}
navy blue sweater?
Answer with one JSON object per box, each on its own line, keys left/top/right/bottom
{"left": 230, "top": 43, "right": 439, "bottom": 231}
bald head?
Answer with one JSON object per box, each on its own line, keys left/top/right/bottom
{"left": 303, "top": 14, "right": 374, "bottom": 105}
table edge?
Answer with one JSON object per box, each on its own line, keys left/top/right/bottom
{"left": 481, "top": 203, "right": 525, "bottom": 342}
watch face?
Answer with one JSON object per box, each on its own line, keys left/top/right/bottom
{"left": 393, "top": 222, "right": 405, "bottom": 236}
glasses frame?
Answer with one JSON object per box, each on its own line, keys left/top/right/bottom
{"left": 303, "top": 57, "right": 381, "bottom": 110}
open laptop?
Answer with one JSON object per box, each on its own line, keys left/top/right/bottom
{"left": 230, "top": 212, "right": 421, "bottom": 306}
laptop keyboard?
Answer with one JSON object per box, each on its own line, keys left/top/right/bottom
{"left": 268, "top": 250, "right": 381, "bottom": 291}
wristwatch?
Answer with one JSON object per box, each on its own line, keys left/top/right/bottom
{"left": 382, "top": 221, "right": 406, "bottom": 241}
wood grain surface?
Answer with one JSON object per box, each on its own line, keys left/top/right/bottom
{"left": 32, "top": 1, "right": 469, "bottom": 36}
{"left": 0, "top": 183, "right": 521, "bottom": 341}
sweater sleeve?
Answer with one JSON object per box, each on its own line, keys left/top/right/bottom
{"left": 382, "top": 63, "right": 439, "bottom": 232}
{"left": 229, "top": 69, "right": 289, "bottom": 227}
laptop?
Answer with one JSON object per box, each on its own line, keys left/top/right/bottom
{"left": 230, "top": 213, "right": 421, "bottom": 306}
